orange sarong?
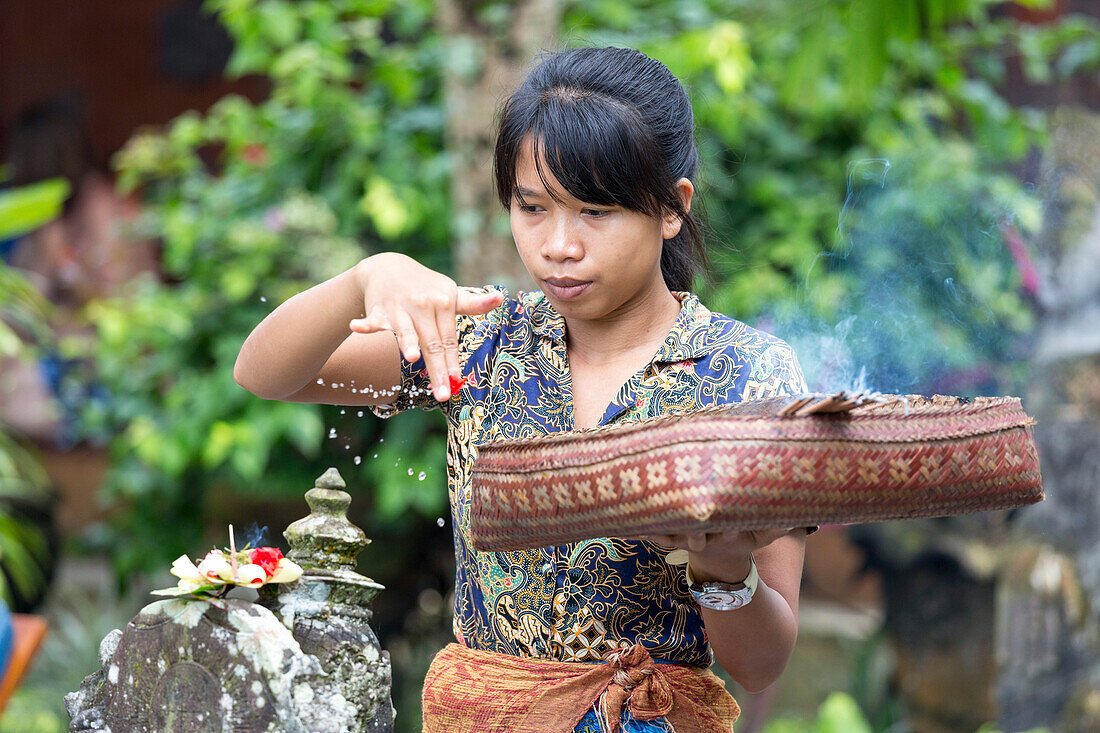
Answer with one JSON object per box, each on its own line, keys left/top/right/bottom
{"left": 422, "top": 642, "right": 741, "bottom": 733}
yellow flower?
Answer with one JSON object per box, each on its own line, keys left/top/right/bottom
{"left": 170, "top": 554, "right": 201, "bottom": 582}
{"left": 268, "top": 558, "right": 303, "bottom": 584}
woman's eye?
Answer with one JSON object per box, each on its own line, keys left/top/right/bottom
{"left": 519, "top": 205, "right": 542, "bottom": 214}
{"left": 583, "top": 208, "right": 609, "bottom": 218}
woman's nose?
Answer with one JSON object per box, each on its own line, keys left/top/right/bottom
{"left": 542, "top": 215, "right": 584, "bottom": 262}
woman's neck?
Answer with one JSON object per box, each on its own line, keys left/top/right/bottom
{"left": 564, "top": 283, "right": 683, "bottom": 368}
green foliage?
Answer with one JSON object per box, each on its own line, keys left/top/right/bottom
{"left": 758, "top": 691, "right": 1051, "bottom": 733}
{"left": 0, "top": 268, "right": 51, "bottom": 363}
{"left": 0, "top": 260, "right": 56, "bottom": 609}
{"left": 84, "top": 0, "right": 455, "bottom": 577}
{"left": 0, "top": 495, "right": 50, "bottom": 607}
{"left": 761, "top": 692, "right": 873, "bottom": 733}
{"left": 973, "top": 725, "right": 1050, "bottom": 733}
{"left": 565, "top": 0, "right": 1098, "bottom": 394}
{"left": 361, "top": 409, "right": 447, "bottom": 523}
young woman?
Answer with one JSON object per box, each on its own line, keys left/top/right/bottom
{"left": 235, "top": 46, "right": 810, "bottom": 732}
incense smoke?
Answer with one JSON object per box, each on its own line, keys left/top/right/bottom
{"left": 764, "top": 153, "right": 1036, "bottom": 397}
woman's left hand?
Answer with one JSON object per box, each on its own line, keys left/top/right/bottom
{"left": 642, "top": 529, "right": 795, "bottom": 584}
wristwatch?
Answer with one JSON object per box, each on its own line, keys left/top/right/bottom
{"left": 686, "top": 553, "right": 758, "bottom": 611}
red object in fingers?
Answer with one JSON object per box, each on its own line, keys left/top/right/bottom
{"left": 449, "top": 374, "right": 467, "bottom": 395}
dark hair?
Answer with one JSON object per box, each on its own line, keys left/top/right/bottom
{"left": 493, "top": 46, "right": 707, "bottom": 292}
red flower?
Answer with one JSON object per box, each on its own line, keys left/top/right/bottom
{"left": 449, "top": 374, "right": 467, "bottom": 395}
{"left": 249, "top": 547, "right": 284, "bottom": 578}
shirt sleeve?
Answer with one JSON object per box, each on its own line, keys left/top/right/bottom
{"left": 370, "top": 285, "right": 508, "bottom": 419}
{"left": 762, "top": 338, "right": 809, "bottom": 398}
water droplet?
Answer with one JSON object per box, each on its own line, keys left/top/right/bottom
{"left": 328, "top": 428, "right": 337, "bottom": 439}
{"left": 357, "top": 411, "right": 363, "bottom": 418}
{"left": 379, "top": 437, "right": 384, "bottom": 443}
{"left": 344, "top": 444, "right": 350, "bottom": 450}
{"left": 354, "top": 456, "right": 361, "bottom": 465}
{"left": 260, "top": 296, "right": 267, "bottom": 303}
{"left": 340, "top": 409, "right": 346, "bottom": 415}
{"left": 436, "top": 517, "right": 446, "bottom": 527}
{"left": 372, "top": 453, "right": 378, "bottom": 459}
{"left": 418, "top": 471, "right": 426, "bottom": 481}
{"left": 407, "top": 468, "right": 414, "bottom": 476}
{"left": 317, "top": 378, "right": 324, "bottom": 385}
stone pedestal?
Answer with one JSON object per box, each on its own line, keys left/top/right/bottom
{"left": 65, "top": 468, "right": 393, "bottom": 733}
{"left": 259, "top": 467, "right": 393, "bottom": 731}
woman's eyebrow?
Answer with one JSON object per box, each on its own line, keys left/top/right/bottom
{"left": 515, "top": 185, "right": 545, "bottom": 198}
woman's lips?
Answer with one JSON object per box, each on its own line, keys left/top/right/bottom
{"left": 543, "top": 278, "right": 592, "bottom": 301}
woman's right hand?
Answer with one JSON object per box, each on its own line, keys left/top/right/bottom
{"left": 350, "top": 253, "right": 504, "bottom": 402}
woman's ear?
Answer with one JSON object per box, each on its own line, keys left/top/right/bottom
{"left": 662, "top": 178, "right": 695, "bottom": 239}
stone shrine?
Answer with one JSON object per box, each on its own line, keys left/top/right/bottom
{"left": 65, "top": 468, "right": 394, "bottom": 732}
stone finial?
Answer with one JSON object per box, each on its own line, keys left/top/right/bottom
{"left": 284, "top": 468, "right": 368, "bottom": 571}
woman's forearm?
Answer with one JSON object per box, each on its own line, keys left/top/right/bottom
{"left": 687, "top": 533, "right": 806, "bottom": 694}
{"left": 701, "top": 580, "right": 799, "bottom": 693}
{"left": 233, "top": 262, "right": 368, "bottom": 400}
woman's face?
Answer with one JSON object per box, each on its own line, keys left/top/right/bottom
{"left": 509, "top": 136, "right": 691, "bottom": 322}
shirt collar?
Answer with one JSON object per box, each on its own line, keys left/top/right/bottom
{"left": 528, "top": 290, "right": 716, "bottom": 362}
{"left": 527, "top": 291, "right": 567, "bottom": 343}
{"left": 653, "top": 292, "right": 716, "bottom": 363}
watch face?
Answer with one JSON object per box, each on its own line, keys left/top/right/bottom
{"left": 696, "top": 590, "right": 746, "bottom": 611}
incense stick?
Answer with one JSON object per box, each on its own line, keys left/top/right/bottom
{"left": 229, "top": 524, "right": 238, "bottom": 582}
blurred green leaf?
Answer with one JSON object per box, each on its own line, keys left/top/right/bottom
{"left": 817, "top": 692, "right": 873, "bottom": 733}
{"left": 0, "top": 178, "right": 70, "bottom": 240}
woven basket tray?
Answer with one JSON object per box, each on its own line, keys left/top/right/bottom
{"left": 470, "top": 395, "right": 1044, "bottom": 552}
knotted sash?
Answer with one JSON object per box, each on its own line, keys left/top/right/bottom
{"left": 422, "top": 642, "right": 740, "bottom": 732}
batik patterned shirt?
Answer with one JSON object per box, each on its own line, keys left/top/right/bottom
{"left": 373, "top": 287, "right": 807, "bottom": 669}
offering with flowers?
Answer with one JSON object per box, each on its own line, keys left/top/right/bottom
{"left": 152, "top": 524, "right": 303, "bottom": 599}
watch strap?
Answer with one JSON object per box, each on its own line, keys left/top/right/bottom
{"left": 686, "top": 553, "right": 759, "bottom": 610}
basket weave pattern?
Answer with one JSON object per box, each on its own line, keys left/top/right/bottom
{"left": 470, "top": 396, "right": 1043, "bottom": 552}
